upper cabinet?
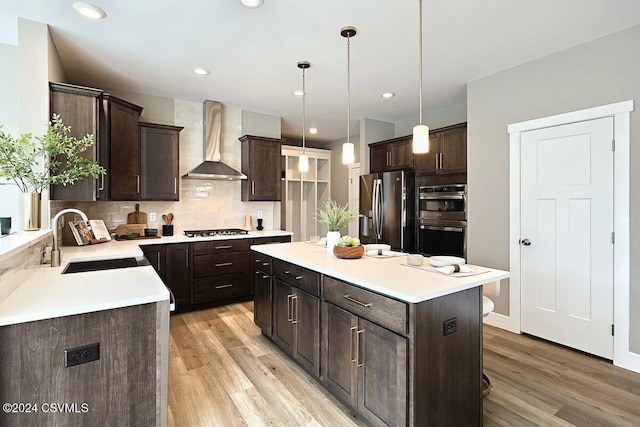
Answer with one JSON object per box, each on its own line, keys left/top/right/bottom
{"left": 139, "top": 122, "right": 183, "bottom": 201}
{"left": 49, "top": 82, "right": 105, "bottom": 201}
{"left": 104, "top": 94, "right": 144, "bottom": 200}
{"left": 240, "top": 135, "right": 284, "bottom": 201}
{"left": 369, "top": 136, "right": 414, "bottom": 173}
{"left": 415, "top": 123, "right": 467, "bottom": 176}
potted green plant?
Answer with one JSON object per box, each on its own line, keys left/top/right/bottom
{"left": 314, "top": 199, "right": 359, "bottom": 254}
{"left": 0, "top": 114, "right": 106, "bottom": 230}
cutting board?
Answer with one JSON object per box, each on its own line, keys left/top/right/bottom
{"left": 127, "top": 204, "right": 147, "bottom": 225}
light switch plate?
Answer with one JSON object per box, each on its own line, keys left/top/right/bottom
{"left": 257, "top": 210, "right": 263, "bottom": 219}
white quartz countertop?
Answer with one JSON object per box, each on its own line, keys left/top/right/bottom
{"left": 0, "top": 230, "right": 291, "bottom": 326}
{"left": 251, "top": 242, "right": 510, "bottom": 303}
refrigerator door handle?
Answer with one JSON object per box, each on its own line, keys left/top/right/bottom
{"left": 374, "top": 179, "right": 383, "bottom": 240}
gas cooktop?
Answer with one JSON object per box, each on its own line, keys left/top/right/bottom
{"left": 183, "top": 228, "right": 249, "bottom": 238}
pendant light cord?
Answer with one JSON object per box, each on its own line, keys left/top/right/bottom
{"left": 302, "top": 67, "right": 306, "bottom": 153}
{"left": 419, "top": 0, "right": 423, "bottom": 126}
{"left": 347, "top": 34, "right": 351, "bottom": 143}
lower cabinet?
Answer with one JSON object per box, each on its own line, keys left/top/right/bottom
{"left": 322, "top": 302, "right": 407, "bottom": 427}
{"left": 272, "top": 279, "right": 320, "bottom": 376}
{"left": 165, "top": 243, "right": 191, "bottom": 305}
{"left": 253, "top": 252, "right": 273, "bottom": 335}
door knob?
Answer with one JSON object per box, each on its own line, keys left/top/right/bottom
{"left": 521, "top": 238, "right": 532, "bottom": 246}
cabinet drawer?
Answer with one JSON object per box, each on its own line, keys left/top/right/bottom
{"left": 193, "top": 239, "right": 251, "bottom": 256}
{"left": 193, "top": 252, "right": 250, "bottom": 278}
{"left": 252, "top": 235, "right": 292, "bottom": 245}
{"left": 252, "top": 252, "right": 272, "bottom": 274}
{"left": 323, "top": 275, "right": 408, "bottom": 335}
{"left": 273, "top": 259, "right": 319, "bottom": 297}
{"left": 192, "top": 273, "right": 252, "bottom": 303}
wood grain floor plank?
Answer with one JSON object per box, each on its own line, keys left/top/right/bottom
{"left": 167, "top": 305, "right": 640, "bottom": 427}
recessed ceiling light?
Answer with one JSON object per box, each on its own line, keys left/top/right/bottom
{"left": 193, "top": 68, "right": 210, "bottom": 76}
{"left": 241, "top": 0, "right": 264, "bottom": 8}
{"left": 309, "top": 128, "right": 318, "bottom": 135}
{"left": 293, "top": 90, "right": 304, "bottom": 96}
{"left": 381, "top": 92, "right": 396, "bottom": 99}
{"left": 73, "top": 2, "right": 106, "bottom": 20}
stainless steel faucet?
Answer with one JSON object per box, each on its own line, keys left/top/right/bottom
{"left": 51, "top": 208, "right": 88, "bottom": 267}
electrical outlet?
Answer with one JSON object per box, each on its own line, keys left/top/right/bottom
{"left": 443, "top": 317, "right": 457, "bottom": 336}
{"left": 149, "top": 212, "right": 157, "bottom": 222}
{"left": 257, "top": 210, "right": 263, "bottom": 219}
{"left": 65, "top": 343, "right": 100, "bottom": 368}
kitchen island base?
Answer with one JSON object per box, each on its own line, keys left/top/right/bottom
{"left": 252, "top": 246, "right": 487, "bottom": 427}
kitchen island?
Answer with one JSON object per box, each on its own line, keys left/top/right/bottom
{"left": 251, "top": 242, "right": 509, "bottom": 427}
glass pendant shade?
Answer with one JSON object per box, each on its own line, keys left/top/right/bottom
{"left": 342, "top": 141, "right": 355, "bottom": 164}
{"left": 412, "top": 124, "right": 430, "bottom": 153}
{"left": 299, "top": 153, "right": 309, "bottom": 172}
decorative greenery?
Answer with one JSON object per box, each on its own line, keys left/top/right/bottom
{"left": 337, "top": 235, "right": 361, "bottom": 247}
{"left": 0, "top": 114, "right": 106, "bottom": 193}
{"left": 314, "top": 199, "right": 359, "bottom": 232}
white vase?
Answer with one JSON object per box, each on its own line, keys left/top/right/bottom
{"left": 326, "top": 231, "right": 341, "bottom": 255}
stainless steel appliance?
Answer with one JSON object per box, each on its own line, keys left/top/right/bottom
{"left": 184, "top": 228, "right": 249, "bottom": 238}
{"left": 418, "top": 184, "right": 467, "bottom": 257}
{"left": 359, "top": 170, "right": 416, "bottom": 252}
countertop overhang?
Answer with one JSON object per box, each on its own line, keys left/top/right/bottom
{"left": 251, "top": 242, "right": 510, "bottom": 303}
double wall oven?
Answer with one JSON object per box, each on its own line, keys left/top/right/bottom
{"left": 418, "top": 184, "right": 467, "bottom": 258}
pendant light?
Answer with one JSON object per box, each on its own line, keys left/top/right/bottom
{"left": 298, "top": 61, "right": 310, "bottom": 173}
{"left": 413, "top": 0, "right": 429, "bottom": 154}
{"left": 341, "top": 26, "right": 356, "bottom": 165}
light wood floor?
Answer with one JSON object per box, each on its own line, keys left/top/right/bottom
{"left": 168, "top": 302, "right": 640, "bottom": 426}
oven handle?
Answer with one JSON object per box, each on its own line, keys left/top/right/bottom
{"left": 420, "top": 225, "right": 464, "bottom": 232}
{"left": 419, "top": 194, "right": 466, "bottom": 200}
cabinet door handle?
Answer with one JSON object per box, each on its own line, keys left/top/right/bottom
{"left": 185, "top": 250, "right": 189, "bottom": 268}
{"left": 343, "top": 294, "right": 372, "bottom": 308}
{"left": 389, "top": 151, "right": 393, "bottom": 166}
{"left": 262, "top": 275, "right": 269, "bottom": 279}
{"left": 251, "top": 180, "right": 255, "bottom": 196}
{"left": 214, "top": 245, "right": 233, "bottom": 250}
{"left": 287, "top": 294, "right": 293, "bottom": 322}
{"left": 136, "top": 175, "right": 140, "bottom": 194}
{"left": 215, "top": 262, "right": 233, "bottom": 267}
{"left": 295, "top": 276, "right": 303, "bottom": 280}
{"left": 156, "top": 252, "right": 161, "bottom": 272}
{"left": 174, "top": 177, "right": 178, "bottom": 195}
{"left": 357, "top": 329, "right": 364, "bottom": 367}
{"left": 215, "top": 284, "right": 233, "bottom": 289}
{"left": 439, "top": 153, "right": 443, "bottom": 169}
{"left": 98, "top": 174, "right": 104, "bottom": 191}
{"left": 262, "top": 262, "right": 269, "bottom": 266}
{"left": 350, "top": 326, "right": 357, "bottom": 363}
{"left": 284, "top": 270, "right": 291, "bottom": 274}
{"left": 291, "top": 295, "right": 298, "bottom": 324}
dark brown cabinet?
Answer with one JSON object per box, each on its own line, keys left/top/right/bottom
{"left": 140, "top": 122, "right": 183, "bottom": 201}
{"left": 104, "top": 94, "right": 144, "bottom": 200}
{"left": 240, "top": 135, "right": 283, "bottom": 201}
{"left": 165, "top": 243, "right": 191, "bottom": 305}
{"left": 141, "top": 244, "right": 165, "bottom": 278}
{"left": 253, "top": 252, "right": 273, "bottom": 335}
{"left": 192, "top": 239, "right": 252, "bottom": 304}
{"left": 270, "top": 259, "right": 320, "bottom": 377}
{"left": 369, "top": 137, "right": 414, "bottom": 173}
{"left": 415, "top": 123, "right": 467, "bottom": 176}
{"left": 49, "top": 82, "right": 106, "bottom": 201}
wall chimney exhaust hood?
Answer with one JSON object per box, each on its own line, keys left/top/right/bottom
{"left": 183, "top": 101, "right": 247, "bottom": 180}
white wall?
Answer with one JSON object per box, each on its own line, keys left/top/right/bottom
{"left": 241, "top": 110, "right": 281, "bottom": 138}
{"left": 359, "top": 118, "right": 394, "bottom": 175}
{"left": 0, "top": 43, "right": 20, "bottom": 228}
{"left": 467, "top": 24, "right": 640, "bottom": 352}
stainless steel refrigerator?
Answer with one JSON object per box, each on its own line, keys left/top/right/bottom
{"left": 359, "top": 170, "right": 416, "bottom": 252}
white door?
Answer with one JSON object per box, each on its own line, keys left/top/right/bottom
{"left": 348, "top": 164, "right": 360, "bottom": 237}
{"left": 520, "top": 117, "right": 614, "bottom": 359}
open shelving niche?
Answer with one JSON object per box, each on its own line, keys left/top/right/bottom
{"left": 281, "top": 145, "right": 331, "bottom": 242}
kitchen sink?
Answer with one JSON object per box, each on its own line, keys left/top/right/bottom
{"left": 62, "top": 257, "right": 146, "bottom": 274}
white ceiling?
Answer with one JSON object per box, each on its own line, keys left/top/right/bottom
{"left": 2, "top": 0, "right": 640, "bottom": 143}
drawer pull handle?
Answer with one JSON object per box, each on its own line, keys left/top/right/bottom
{"left": 215, "top": 284, "right": 233, "bottom": 289}
{"left": 262, "top": 262, "right": 270, "bottom": 266}
{"left": 343, "top": 295, "right": 372, "bottom": 308}
{"left": 262, "top": 275, "right": 269, "bottom": 279}
{"left": 295, "top": 276, "right": 303, "bottom": 280}
{"left": 255, "top": 259, "right": 261, "bottom": 263}
{"left": 215, "top": 262, "right": 233, "bottom": 267}
{"left": 284, "top": 270, "right": 291, "bottom": 274}
{"left": 215, "top": 245, "right": 233, "bottom": 250}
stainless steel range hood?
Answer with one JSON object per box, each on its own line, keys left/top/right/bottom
{"left": 183, "top": 100, "right": 247, "bottom": 180}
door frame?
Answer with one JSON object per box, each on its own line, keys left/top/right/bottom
{"left": 503, "top": 100, "right": 637, "bottom": 372}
